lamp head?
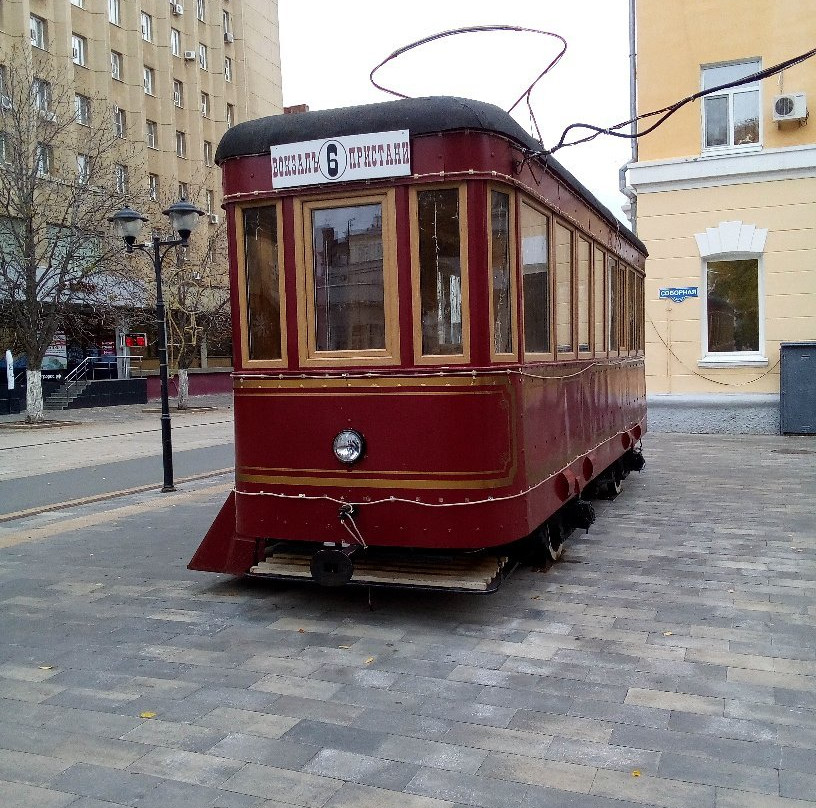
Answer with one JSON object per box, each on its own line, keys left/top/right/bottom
{"left": 163, "top": 198, "right": 205, "bottom": 243}
{"left": 108, "top": 206, "right": 148, "bottom": 248}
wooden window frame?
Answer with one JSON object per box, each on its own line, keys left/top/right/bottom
{"left": 295, "top": 189, "right": 399, "bottom": 368}
{"left": 487, "top": 185, "right": 517, "bottom": 362}
{"left": 577, "top": 235, "right": 593, "bottom": 359}
{"left": 520, "top": 197, "right": 554, "bottom": 363}
{"left": 593, "top": 245, "right": 607, "bottom": 358}
{"left": 236, "top": 202, "right": 288, "bottom": 369}
{"left": 409, "top": 183, "right": 470, "bottom": 366}
{"left": 554, "top": 218, "right": 576, "bottom": 360}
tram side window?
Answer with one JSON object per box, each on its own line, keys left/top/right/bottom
{"left": 311, "top": 202, "right": 385, "bottom": 351}
{"left": 577, "top": 237, "right": 591, "bottom": 353}
{"left": 594, "top": 246, "right": 606, "bottom": 354}
{"left": 490, "top": 190, "right": 513, "bottom": 355}
{"left": 628, "top": 266, "right": 637, "bottom": 354}
{"left": 619, "top": 263, "right": 629, "bottom": 353}
{"left": 608, "top": 257, "right": 619, "bottom": 353}
{"left": 555, "top": 223, "right": 573, "bottom": 353}
{"left": 521, "top": 202, "right": 550, "bottom": 354}
{"left": 417, "top": 188, "right": 463, "bottom": 355}
{"left": 244, "top": 205, "right": 282, "bottom": 361}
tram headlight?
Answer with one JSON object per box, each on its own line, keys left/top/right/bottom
{"left": 333, "top": 429, "right": 365, "bottom": 465}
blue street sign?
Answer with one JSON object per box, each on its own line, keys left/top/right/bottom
{"left": 659, "top": 287, "right": 699, "bottom": 303}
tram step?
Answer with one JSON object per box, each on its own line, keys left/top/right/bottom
{"left": 249, "top": 552, "right": 511, "bottom": 592}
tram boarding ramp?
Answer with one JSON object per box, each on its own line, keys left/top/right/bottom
{"left": 780, "top": 342, "right": 816, "bottom": 434}
{"left": 249, "top": 552, "right": 513, "bottom": 593}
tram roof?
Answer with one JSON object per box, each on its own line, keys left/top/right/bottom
{"left": 216, "top": 96, "right": 646, "bottom": 255}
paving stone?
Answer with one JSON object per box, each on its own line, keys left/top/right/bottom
{"left": 374, "top": 735, "right": 488, "bottom": 774}
{"left": 0, "top": 748, "right": 72, "bottom": 786}
{"left": 127, "top": 748, "right": 245, "bottom": 787}
{"left": 657, "top": 751, "right": 778, "bottom": 794}
{"left": 47, "top": 762, "right": 166, "bottom": 804}
{"left": 715, "top": 788, "right": 816, "bottom": 808}
{"left": 545, "top": 737, "right": 660, "bottom": 774}
{"left": 351, "top": 707, "right": 451, "bottom": 741}
{"left": 0, "top": 778, "right": 78, "bottom": 808}
{"left": 121, "top": 718, "right": 227, "bottom": 752}
{"left": 624, "top": 687, "right": 724, "bottom": 716}
{"left": 195, "top": 707, "right": 300, "bottom": 739}
{"left": 477, "top": 751, "right": 595, "bottom": 793}
{"left": 442, "top": 724, "right": 554, "bottom": 758}
{"left": 405, "top": 766, "right": 530, "bottom": 808}
{"left": 590, "top": 768, "right": 716, "bottom": 808}
{"left": 206, "top": 732, "right": 321, "bottom": 769}
{"left": 508, "top": 710, "right": 613, "bottom": 743}
{"left": 221, "top": 763, "right": 343, "bottom": 806}
{"left": 779, "top": 768, "right": 816, "bottom": 801}
{"left": 302, "top": 748, "right": 418, "bottom": 790}
{"left": 321, "top": 782, "right": 453, "bottom": 808}
{"left": 132, "top": 779, "right": 263, "bottom": 808}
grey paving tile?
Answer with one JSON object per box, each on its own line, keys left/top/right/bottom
{"left": 206, "top": 732, "right": 321, "bottom": 769}
{"left": 545, "top": 737, "right": 660, "bottom": 774}
{"left": 590, "top": 768, "right": 716, "bottom": 808}
{"left": 657, "top": 751, "right": 778, "bottom": 794}
{"left": 374, "top": 735, "right": 488, "bottom": 774}
{"left": 221, "top": 763, "right": 343, "bottom": 806}
{"left": 0, "top": 748, "right": 72, "bottom": 786}
{"left": 568, "top": 698, "right": 671, "bottom": 729}
{"left": 132, "top": 779, "right": 262, "bottom": 808}
{"left": 406, "top": 766, "right": 530, "bottom": 808}
{"left": 280, "top": 719, "right": 388, "bottom": 756}
{"left": 0, "top": 778, "right": 78, "bottom": 808}
{"left": 351, "top": 707, "right": 452, "bottom": 741}
{"left": 321, "top": 782, "right": 454, "bottom": 808}
{"left": 195, "top": 707, "right": 300, "bottom": 739}
{"left": 121, "top": 719, "right": 227, "bottom": 752}
{"left": 779, "top": 768, "right": 816, "bottom": 801}
{"left": 47, "top": 762, "right": 165, "bottom": 804}
{"left": 302, "top": 748, "right": 418, "bottom": 790}
{"left": 477, "top": 751, "right": 595, "bottom": 794}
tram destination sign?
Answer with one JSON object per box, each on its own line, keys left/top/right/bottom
{"left": 270, "top": 130, "right": 411, "bottom": 189}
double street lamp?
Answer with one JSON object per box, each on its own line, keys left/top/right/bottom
{"left": 109, "top": 199, "right": 205, "bottom": 492}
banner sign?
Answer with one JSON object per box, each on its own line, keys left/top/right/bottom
{"left": 659, "top": 286, "right": 698, "bottom": 303}
{"left": 270, "top": 130, "right": 410, "bottom": 189}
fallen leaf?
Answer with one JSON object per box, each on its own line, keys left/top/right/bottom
{"left": 364, "top": 657, "right": 375, "bottom": 665}
{"left": 338, "top": 645, "right": 351, "bottom": 649}
{"left": 631, "top": 770, "right": 641, "bottom": 777}
{"left": 38, "top": 665, "right": 54, "bottom": 670}
{"left": 662, "top": 631, "right": 673, "bottom": 637}
{"left": 531, "top": 595, "right": 540, "bottom": 600}
{"left": 298, "top": 628, "right": 305, "bottom": 633}
{"left": 139, "top": 712, "right": 157, "bottom": 719}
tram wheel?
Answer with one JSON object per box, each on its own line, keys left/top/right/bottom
{"left": 545, "top": 518, "right": 566, "bottom": 562}
{"left": 603, "top": 462, "right": 624, "bottom": 499}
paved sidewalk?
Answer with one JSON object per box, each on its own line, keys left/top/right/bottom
{"left": 0, "top": 430, "right": 815, "bottom": 808}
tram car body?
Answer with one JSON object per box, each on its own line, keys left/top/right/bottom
{"left": 189, "top": 96, "right": 647, "bottom": 592}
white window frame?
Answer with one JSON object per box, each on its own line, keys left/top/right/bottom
{"left": 71, "top": 0, "right": 85, "bottom": 7}
{"left": 198, "top": 43, "right": 208, "bottom": 70}
{"left": 175, "top": 130, "right": 187, "bottom": 158}
{"left": 33, "top": 79, "right": 51, "bottom": 113}
{"left": 72, "top": 34, "right": 87, "bottom": 66}
{"left": 36, "top": 143, "right": 52, "bottom": 176}
{"left": 140, "top": 12, "right": 153, "bottom": 42}
{"left": 200, "top": 91, "right": 210, "bottom": 117}
{"left": 203, "top": 140, "right": 212, "bottom": 165}
{"left": 205, "top": 189, "right": 214, "bottom": 214}
{"left": 77, "top": 153, "right": 90, "bottom": 184}
{"left": 115, "top": 163, "right": 128, "bottom": 194}
{"left": 701, "top": 58, "right": 762, "bottom": 154}
{"left": 74, "top": 93, "right": 91, "bottom": 125}
{"left": 0, "top": 133, "right": 8, "bottom": 165}
{"left": 197, "top": 0, "right": 205, "bottom": 21}
{"left": 30, "top": 16, "right": 46, "bottom": 49}
{"left": 223, "top": 10, "right": 232, "bottom": 35}
{"left": 226, "top": 103, "right": 234, "bottom": 127}
{"left": 145, "top": 119, "right": 158, "bottom": 149}
{"left": 178, "top": 180, "right": 189, "bottom": 199}
{"left": 113, "top": 106, "right": 126, "bottom": 138}
{"left": 110, "top": 50, "right": 122, "bottom": 80}
{"left": 173, "top": 80, "right": 183, "bottom": 107}
{"left": 108, "top": 0, "right": 120, "bottom": 25}
{"left": 170, "top": 28, "right": 181, "bottom": 57}
{"left": 224, "top": 57, "right": 232, "bottom": 82}
{"left": 149, "top": 173, "right": 159, "bottom": 201}
{"left": 143, "top": 66, "right": 155, "bottom": 95}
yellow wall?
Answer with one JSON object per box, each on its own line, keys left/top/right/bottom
{"left": 637, "top": 0, "right": 816, "bottom": 161}
{"left": 640, "top": 176, "right": 816, "bottom": 395}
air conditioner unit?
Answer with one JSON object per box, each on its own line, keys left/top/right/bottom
{"left": 773, "top": 93, "right": 808, "bottom": 123}
{"left": 183, "top": 50, "right": 196, "bottom": 60}
{"left": 208, "top": 213, "right": 219, "bottom": 224}
{"left": 171, "top": 3, "right": 183, "bottom": 14}
{"left": 0, "top": 96, "right": 11, "bottom": 111}
{"left": 223, "top": 31, "right": 234, "bottom": 43}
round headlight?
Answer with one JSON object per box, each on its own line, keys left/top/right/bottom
{"left": 333, "top": 429, "right": 365, "bottom": 465}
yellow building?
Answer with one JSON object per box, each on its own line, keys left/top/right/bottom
{"left": 627, "top": 0, "right": 816, "bottom": 432}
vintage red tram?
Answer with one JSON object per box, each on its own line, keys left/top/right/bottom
{"left": 189, "top": 96, "right": 647, "bottom": 592}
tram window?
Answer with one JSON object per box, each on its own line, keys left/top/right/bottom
{"left": 594, "top": 246, "right": 606, "bottom": 354}
{"left": 555, "top": 223, "right": 573, "bottom": 354}
{"left": 244, "top": 205, "right": 283, "bottom": 361}
{"left": 608, "top": 257, "right": 619, "bottom": 352}
{"left": 416, "top": 188, "right": 465, "bottom": 356}
{"left": 577, "top": 236, "right": 591, "bottom": 353}
{"left": 521, "top": 202, "right": 550, "bottom": 354}
{"left": 490, "top": 190, "right": 513, "bottom": 356}
{"left": 311, "top": 202, "right": 385, "bottom": 352}
{"left": 619, "top": 263, "right": 629, "bottom": 352}
{"left": 628, "top": 266, "right": 637, "bottom": 354}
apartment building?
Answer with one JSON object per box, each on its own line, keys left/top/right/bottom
{"left": 627, "top": 0, "right": 816, "bottom": 432}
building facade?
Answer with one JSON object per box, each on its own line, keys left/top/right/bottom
{"left": 0, "top": 0, "right": 282, "bottom": 372}
{"left": 627, "top": 0, "right": 816, "bottom": 432}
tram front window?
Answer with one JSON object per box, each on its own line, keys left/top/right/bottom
{"left": 311, "top": 203, "right": 385, "bottom": 351}
{"left": 244, "top": 205, "right": 282, "bottom": 360}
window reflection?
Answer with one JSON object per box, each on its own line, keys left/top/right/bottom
{"left": 244, "top": 206, "right": 281, "bottom": 361}
{"left": 707, "top": 259, "right": 759, "bottom": 352}
{"left": 312, "top": 203, "right": 385, "bottom": 351}
{"left": 491, "top": 191, "right": 512, "bottom": 354}
{"left": 417, "top": 189, "right": 462, "bottom": 355}
{"left": 521, "top": 203, "right": 550, "bottom": 354}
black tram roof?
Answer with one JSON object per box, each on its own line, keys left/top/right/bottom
{"left": 216, "top": 96, "right": 646, "bottom": 255}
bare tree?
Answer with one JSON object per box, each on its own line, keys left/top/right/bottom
{"left": 0, "top": 44, "right": 143, "bottom": 421}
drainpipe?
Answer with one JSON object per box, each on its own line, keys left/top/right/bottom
{"left": 620, "top": 0, "right": 639, "bottom": 233}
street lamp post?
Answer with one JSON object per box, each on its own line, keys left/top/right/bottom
{"left": 109, "top": 199, "right": 205, "bottom": 493}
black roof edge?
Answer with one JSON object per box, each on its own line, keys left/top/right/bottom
{"left": 216, "top": 96, "right": 646, "bottom": 256}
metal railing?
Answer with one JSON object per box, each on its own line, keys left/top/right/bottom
{"left": 60, "top": 354, "right": 144, "bottom": 397}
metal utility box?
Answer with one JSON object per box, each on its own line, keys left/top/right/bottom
{"left": 780, "top": 342, "right": 816, "bottom": 434}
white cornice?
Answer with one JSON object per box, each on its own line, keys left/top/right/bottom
{"left": 627, "top": 143, "right": 816, "bottom": 193}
